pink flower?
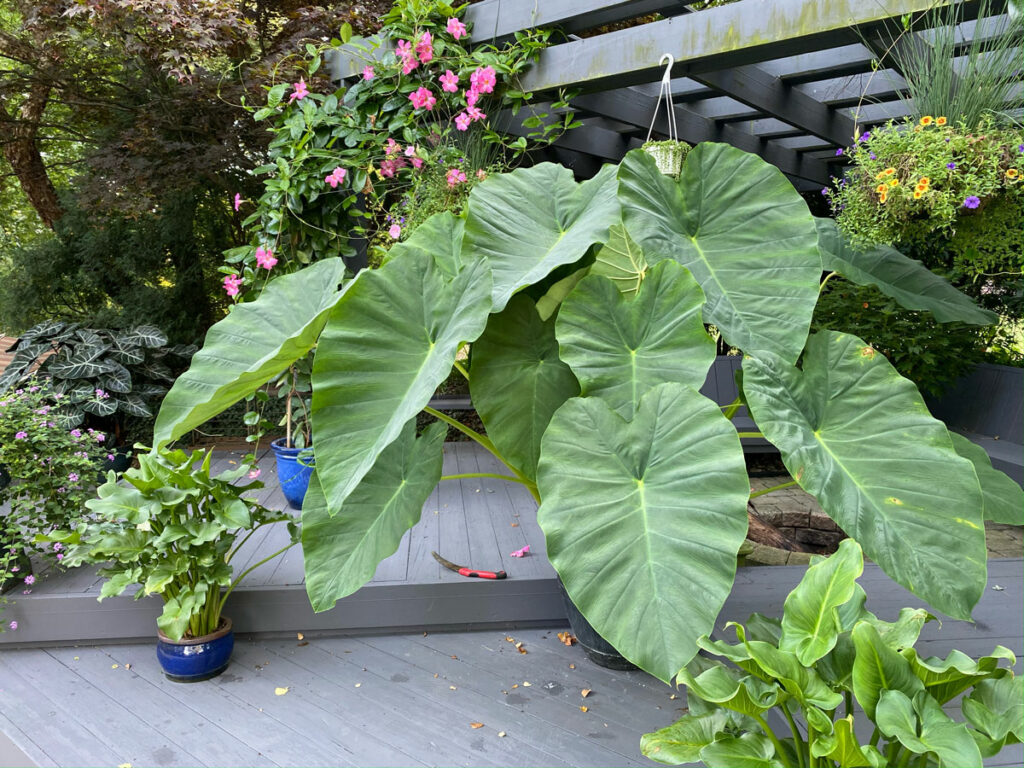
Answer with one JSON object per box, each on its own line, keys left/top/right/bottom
{"left": 53, "top": 542, "right": 63, "bottom": 552}
{"left": 440, "top": 70, "right": 459, "bottom": 93}
{"left": 465, "top": 88, "right": 479, "bottom": 108}
{"left": 476, "top": 169, "right": 487, "bottom": 180}
{"left": 248, "top": 468, "right": 261, "bottom": 479}
{"left": 402, "top": 57, "right": 419, "bottom": 75}
{"left": 411, "top": 157, "right": 423, "bottom": 169}
{"left": 8, "top": 621, "right": 17, "bottom": 631}
{"left": 446, "top": 168, "right": 468, "bottom": 187}
{"left": 324, "top": 166, "right": 347, "bottom": 188}
{"left": 409, "top": 87, "right": 436, "bottom": 110}
{"left": 380, "top": 158, "right": 404, "bottom": 178}
{"left": 455, "top": 112, "right": 471, "bottom": 131}
{"left": 388, "top": 224, "right": 402, "bottom": 239}
{"left": 95, "top": 433, "right": 106, "bottom": 442}
{"left": 24, "top": 575, "right": 34, "bottom": 586}
{"left": 56, "top": 553, "right": 63, "bottom": 561}
{"left": 467, "top": 105, "right": 486, "bottom": 122}
{"left": 223, "top": 274, "right": 243, "bottom": 297}
{"left": 509, "top": 544, "right": 530, "bottom": 558}
{"left": 10, "top": 566, "right": 18, "bottom": 573}
{"left": 470, "top": 66, "right": 496, "bottom": 94}
{"left": 68, "top": 473, "right": 79, "bottom": 482}
{"left": 446, "top": 17, "right": 467, "bottom": 39}
{"left": 14, "top": 431, "right": 27, "bottom": 439}
{"left": 70, "top": 429, "right": 82, "bottom": 438}
{"left": 385, "top": 138, "right": 401, "bottom": 156}
{"left": 288, "top": 78, "right": 309, "bottom": 103}
{"left": 416, "top": 31, "right": 433, "bottom": 64}
{"left": 396, "top": 40, "right": 418, "bottom": 74}
{"left": 404, "top": 145, "right": 417, "bottom": 157}
{"left": 95, "top": 388, "right": 108, "bottom": 399}
{"left": 362, "top": 66, "right": 375, "bottom": 80}
{"left": 233, "top": 193, "right": 242, "bottom": 211}
{"left": 255, "top": 246, "right": 278, "bottom": 270}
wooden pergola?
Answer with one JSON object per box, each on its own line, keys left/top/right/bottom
{"left": 330, "top": 0, "right": 1020, "bottom": 190}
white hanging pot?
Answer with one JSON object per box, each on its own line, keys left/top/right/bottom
{"left": 641, "top": 139, "right": 692, "bottom": 179}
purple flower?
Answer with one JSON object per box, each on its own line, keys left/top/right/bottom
{"left": 68, "top": 473, "right": 79, "bottom": 482}
{"left": 70, "top": 429, "right": 82, "bottom": 438}
{"left": 23, "top": 575, "right": 34, "bottom": 585}
{"left": 14, "top": 431, "right": 27, "bottom": 439}
{"left": 821, "top": 187, "right": 828, "bottom": 195}
{"left": 56, "top": 553, "right": 63, "bottom": 561}
{"left": 52, "top": 542, "right": 63, "bottom": 552}
{"left": 10, "top": 566, "right": 19, "bottom": 573}
{"left": 869, "top": 153, "right": 877, "bottom": 160}
{"left": 8, "top": 621, "right": 17, "bottom": 631}
{"left": 107, "top": 453, "right": 115, "bottom": 461}
{"left": 1019, "top": 144, "right": 1024, "bottom": 153}
{"left": 947, "top": 162, "right": 956, "bottom": 170}
{"left": 835, "top": 148, "right": 844, "bottom": 156}
{"left": 95, "top": 433, "right": 106, "bottom": 443}
{"left": 963, "top": 195, "right": 981, "bottom": 209}
{"left": 860, "top": 132, "right": 870, "bottom": 142}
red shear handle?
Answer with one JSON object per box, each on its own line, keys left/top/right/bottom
{"left": 457, "top": 567, "right": 507, "bottom": 579}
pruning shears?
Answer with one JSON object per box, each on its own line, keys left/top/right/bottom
{"left": 432, "top": 551, "right": 507, "bottom": 580}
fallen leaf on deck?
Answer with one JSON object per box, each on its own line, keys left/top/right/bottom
{"left": 450, "top": 655, "right": 458, "bottom": 660}
{"left": 557, "top": 631, "right": 577, "bottom": 646}
{"left": 580, "top": 706, "right": 589, "bottom": 713}
{"left": 297, "top": 632, "right": 304, "bottom": 640}
{"left": 111, "top": 664, "right": 119, "bottom": 669}
{"left": 581, "top": 689, "right": 592, "bottom": 698}
{"left": 450, "top": 685, "right": 457, "bottom": 690}
{"left": 515, "top": 641, "right": 527, "bottom": 654}
{"left": 669, "top": 694, "right": 678, "bottom": 700}
{"left": 498, "top": 731, "right": 506, "bottom": 738}
{"left": 118, "top": 763, "right": 132, "bottom": 768}
{"left": 73, "top": 656, "right": 79, "bottom": 661}
{"left": 297, "top": 641, "right": 309, "bottom": 647}
{"left": 569, "top": 663, "right": 576, "bottom": 669}
{"left": 275, "top": 687, "right": 289, "bottom": 696}
{"left": 522, "top": 681, "right": 531, "bottom": 687}
{"left": 470, "top": 722, "right": 484, "bottom": 729}
{"left": 505, "top": 636, "right": 514, "bottom": 643}
{"left": 512, "top": 684, "right": 519, "bottom": 689}
{"left": 354, "top": 683, "right": 362, "bottom": 688}
{"left": 124, "top": 663, "right": 131, "bottom": 670}
{"left": 434, "top": 673, "right": 439, "bottom": 678}
{"left": 510, "top": 522, "right": 519, "bottom": 527}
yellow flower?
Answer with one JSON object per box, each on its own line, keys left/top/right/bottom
{"left": 879, "top": 190, "right": 888, "bottom": 203}
{"left": 936, "top": 116, "right": 947, "bottom": 126}
{"left": 916, "top": 184, "right": 927, "bottom": 193}
{"left": 884, "top": 167, "right": 896, "bottom": 176}
{"left": 877, "top": 184, "right": 888, "bottom": 193}
{"left": 889, "top": 178, "right": 899, "bottom": 187}
{"left": 918, "top": 176, "right": 930, "bottom": 186}
{"left": 1007, "top": 168, "right": 1019, "bottom": 179}
{"left": 920, "top": 115, "right": 934, "bottom": 126}
{"left": 913, "top": 189, "right": 924, "bottom": 199}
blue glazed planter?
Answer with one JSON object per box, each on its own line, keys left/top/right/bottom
{"left": 156, "top": 617, "right": 234, "bottom": 683}
{"left": 271, "top": 438, "right": 314, "bottom": 510}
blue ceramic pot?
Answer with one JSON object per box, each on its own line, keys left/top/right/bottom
{"left": 156, "top": 617, "right": 234, "bottom": 682}
{"left": 271, "top": 438, "right": 314, "bottom": 510}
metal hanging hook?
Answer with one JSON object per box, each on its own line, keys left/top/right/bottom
{"left": 659, "top": 53, "right": 675, "bottom": 85}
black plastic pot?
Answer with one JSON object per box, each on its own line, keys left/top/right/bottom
{"left": 556, "top": 578, "right": 637, "bottom": 671}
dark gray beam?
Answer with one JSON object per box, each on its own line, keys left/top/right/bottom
{"left": 684, "top": 95, "right": 762, "bottom": 122}
{"left": 466, "top": 0, "right": 693, "bottom": 42}
{"left": 519, "top": 0, "right": 964, "bottom": 94}
{"left": 573, "top": 87, "right": 829, "bottom": 185}
{"left": 728, "top": 118, "right": 802, "bottom": 140}
{"left": 795, "top": 70, "right": 907, "bottom": 109}
{"left": 496, "top": 107, "right": 631, "bottom": 163}
{"left": 758, "top": 44, "right": 879, "bottom": 84}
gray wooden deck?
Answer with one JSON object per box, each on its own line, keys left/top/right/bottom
{"left": 0, "top": 559, "right": 1019, "bottom": 768}
{"left": 1, "top": 443, "right": 562, "bottom": 646}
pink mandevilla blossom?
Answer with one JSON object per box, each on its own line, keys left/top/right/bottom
{"left": 416, "top": 31, "right": 433, "bottom": 64}
{"left": 388, "top": 224, "right": 402, "bottom": 239}
{"left": 24, "top": 575, "right": 35, "bottom": 586}
{"left": 509, "top": 544, "right": 530, "bottom": 558}
{"left": 325, "top": 167, "right": 347, "bottom": 188}
{"left": 404, "top": 145, "right": 417, "bottom": 157}
{"left": 446, "top": 17, "right": 467, "bottom": 39}
{"left": 385, "top": 138, "right": 401, "bottom": 156}
{"left": 470, "top": 66, "right": 496, "bottom": 94}
{"left": 411, "top": 157, "right": 424, "bottom": 169}
{"left": 289, "top": 78, "right": 309, "bottom": 103}
{"left": 409, "top": 87, "right": 436, "bottom": 110}
{"left": 255, "top": 246, "right": 277, "bottom": 270}
{"left": 446, "top": 168, "right": 468, "bottom": 187}
{"left": 396, "top": 40, "right": 418, "bottom": 74}
{"left": 233, "top": 193, "right": 242, "bottom": 211}
{"left": 8, "top": 621, "right": 16, "bottom": 631}
{"left": 467, "top": 106, "right": 486, "bottom": 122}
{"left": 249, "top": 468, "right": 261, "bottom": 479}
{"left": 362, "top": 66, "right": 375, "bottom": 80}
{"left": 440, "top": 70, "right": 459, "bottom": 93}
{"left": 476, "top": 169, "right": 487, "bottom": 180}
{"left": 464, "top": 88, "right": 479, "bottom": 108}
{"left": 454, "top": 112, "right": 471, "bottom": 131}
{"left": 223, "top": 274, "right": 243, "bottom": 297}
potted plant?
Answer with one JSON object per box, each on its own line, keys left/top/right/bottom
{"left": 44, "top": 447, "right": 298, "bottom": 681}
{"left": 641, "top": 539, "right": 1023, "bottom": 767}
{"left": 151, "top": 141, "right": 1022, "bottom": 688}
{"left": 267, "top": 356, "right": 315, "bottom": 510}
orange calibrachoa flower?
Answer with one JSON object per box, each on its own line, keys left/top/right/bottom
{"left": 918, "top": 177, "right": 930, "bottom": 186}
{"left": 913, "top": 189, "right": 924, "bottom": 199}
{"left": 889, "top": 178, "right": 899, "bottom": 187}
{"left": 879, "top": 189, "right": 888, "bottom": 203}
{"left": 877, "top": 183, "right": 888, "bottom": 193}
{"left": 920, "top": 115, "right": 934, "bottom": 126}
{"left": 936, "top": 116, "right": 948, "bottom": 126}
{"left": 1007, "top": 168, "right": 1019, "bottom": 179}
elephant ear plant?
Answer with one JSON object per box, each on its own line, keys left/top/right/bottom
{"left": 641, "top": 539, "right": 1023, "bottom": 768}
{"left": 151, "top": 142, "right": 1023, "bottom": 683}
{"left": 43, "top": 449, "right": 297, "bottom": 640}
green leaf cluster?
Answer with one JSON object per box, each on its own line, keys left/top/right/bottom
{"left": 43, "top": 448, "right": 295, "bottom": 640}
{"left": 642, "top": 539, "right": 1022, "bottom": 768}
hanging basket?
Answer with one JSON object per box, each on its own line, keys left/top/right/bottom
{"left": 641, "top": 139, "right": 692, "bottom": 179}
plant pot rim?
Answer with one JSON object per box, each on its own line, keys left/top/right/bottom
{"left": 157, "top": 616, "right": 232, "bottom": 645}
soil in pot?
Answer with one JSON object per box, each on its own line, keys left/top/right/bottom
{"left": 156, "top": 617, "right": 235, "bottom": 683}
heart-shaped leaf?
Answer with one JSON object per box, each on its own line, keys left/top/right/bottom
{"left": 641, "top": 710, "right": 734, "bottom": 765}
{"left": 678, "top": 659, "right": 783, "bottom": 718}
{"left": 700, "top": 732, "right": 783, "bottom": 768}
{"left": 463, "top": 163, "right": 620, "bottom": 312}
{"left": 619, "top": 144, "right": 821, "bottom": 363}
{"left": 537, "top": 383, "right": 749, "bottom": 682}
{"left": 744, "top": 331, "right": 987, "bottom": 620}
{"left": 949, "top": 433, "right": 1024, "bottom": 525}
{"left": 878, "top": 689, "right": 983, "bottom": 767}
{"left": 810, "top": 716, "right": 873, "bottom": 767}
{"left": 962, "top": 673, "right": 1023, "bottom": 742}
{"left": 851, "top": 621, "right": 925, "bottom": 720}
{"left": 555, "top": 260, "right": 715, "bottom": 419}
{"left": 469, "top": 295, "right": 579, "bottom": 482}
{"left": 302, "top": 420, "right": 446, "bottom": 612}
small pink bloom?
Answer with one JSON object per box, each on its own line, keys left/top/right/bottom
{"left": 440, "top": 69, "right": 459, "bottom": 93}
{"left": 402, "top": 57, "right": 419, "bottom": 75}
{"left": 56, "top": 553, "right": 63, "bottom": 561}
{"left": 470, "top": 66, "right": 496, "bottom": 94}
{"left": 8, "top": 621, "right": 17, "bottom": 631}
{"left": 362, "top": 66, "right": 375, "bottom": 80}
{"left": 455, "top": 112, "right": 471, "bottom": 131}
{"left": 411, "top": 157, "right": 424, "bottom": 169}
{"left": 24, "top": 575, "right": 34, "bottom": 585}
{"left": 233, "top": 193, "right": 242, "bottom": 211}
{"left": 68, "top": 473, "right": 79, "bottom": 482}
{"left": 288, "top": 78, "right": 309, "bottom": 103}
{"left": 248, "top": 468, "right": 261, "bottom": 479}
{"left": 10, "top": 566, "right": 18, "bottom": 573}
{"left": 324, "top": 166, "right": 347, "bottom": 188}
{"left": 380, "top": 158, "right": 403, "bottom": 178}
{"left": 95, "top": 433, "right": 106, "bottom": 442}
{"left": 446, "top": 17, "right": 467, "bottom": 40}
{"left": 446, "top": 168, "right": 467, "bottom": 187}
{"left": 416, "top": 31, "right": 433, "bottom": 64}
{"left": 464, "top": 88, "right": 479, "bottom": 108}
{"left": 70, "top": 429, "right": 82, "bottom": 438}
{"left": 467, "top": 105, "right": 486, "bottom": 122}
{"left": 14, "top": 431, "right": 27, "bottom": 439}
{"left": 409, "top": 87, "right": 436, "bottom": 110}
{"left": 404, "top": 145, "right": 417, "bottom": 157}
{"left": 509, "top": 544, "right": 530, "bottom": 558}
{"left": 53, "top": 542, "right": 63, "bottom": 552}
{"left": 223, "top": 274, "right": 243, "bottom": 297}
{"left": 396, "top": 39, "right": 413, "bottom": 59}
{"left": 388, "top": 224, "right": 402, "bottom": 239}
{"left": 476, "top": 169, "right": 487, "bottom": 180}
{"left": 385, "top": 138, "right": 401, "bottom": 156}
{"left": 255, "top": 246, "right": 278, "bottom": 270}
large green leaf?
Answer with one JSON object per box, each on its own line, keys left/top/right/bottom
{"left": 677, "top": 659, "right": 783, "bottom": 718}
{"left": 877, "top": 689, "right": 983, "bottom": 768}
{"left": 463, "top": 163, "right": 620, "bottom": 312}
{"left": 302, "top": 420, "right": 446, "bottom": 612}
{"left": 963, "top": 673, "right": 1024, "bottom": 742}
{"left": 152, "top": 258, "right": 347, "bottom": 447}
{"left": 742, "top": 640, "right": 844, "bottom": 711}
{"left": 743, "top": 331, "right": 987, "bottom": 620}
{"left": 591, "top": 223, "right": 648, "bottom": 297}
{"left": 903, "top": 645, "right": 1016, "bottom": 704}
{"left": 816, "top": 217, "right": 997, "bottom": 326}
{"left": 780, "top": 538, "right": 864, "bottom": 665}
{"left": 949, "top": 433, "right": 1024, "bottom": 525}
{"left": 700, "top": 733, "right": 783, "bottom": 768}
{"left": 851, "top": 622, "right": 925, "bottom": 720}
{"left": 469, "top": 295, "right": 579, "bottom": 482}
{"left": 536, "top": 383, "right": 749, "bottom": 682}
{"left": 555, "top": 260, "right": 715, "bottom": 419}
{"left": 618, "top": 144, "right": 820, "bottom": 363}
{"left": 810, "top": 716, "right": 873, "bottom": 767}
{"left": 384, "top": 211, "right": 465, "bottom": 278}
{"left": 311, "top": 250, "right": 491, "bottom": 515}
{"left": 641, "top": 710, "right": 734, "bottom": 765}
